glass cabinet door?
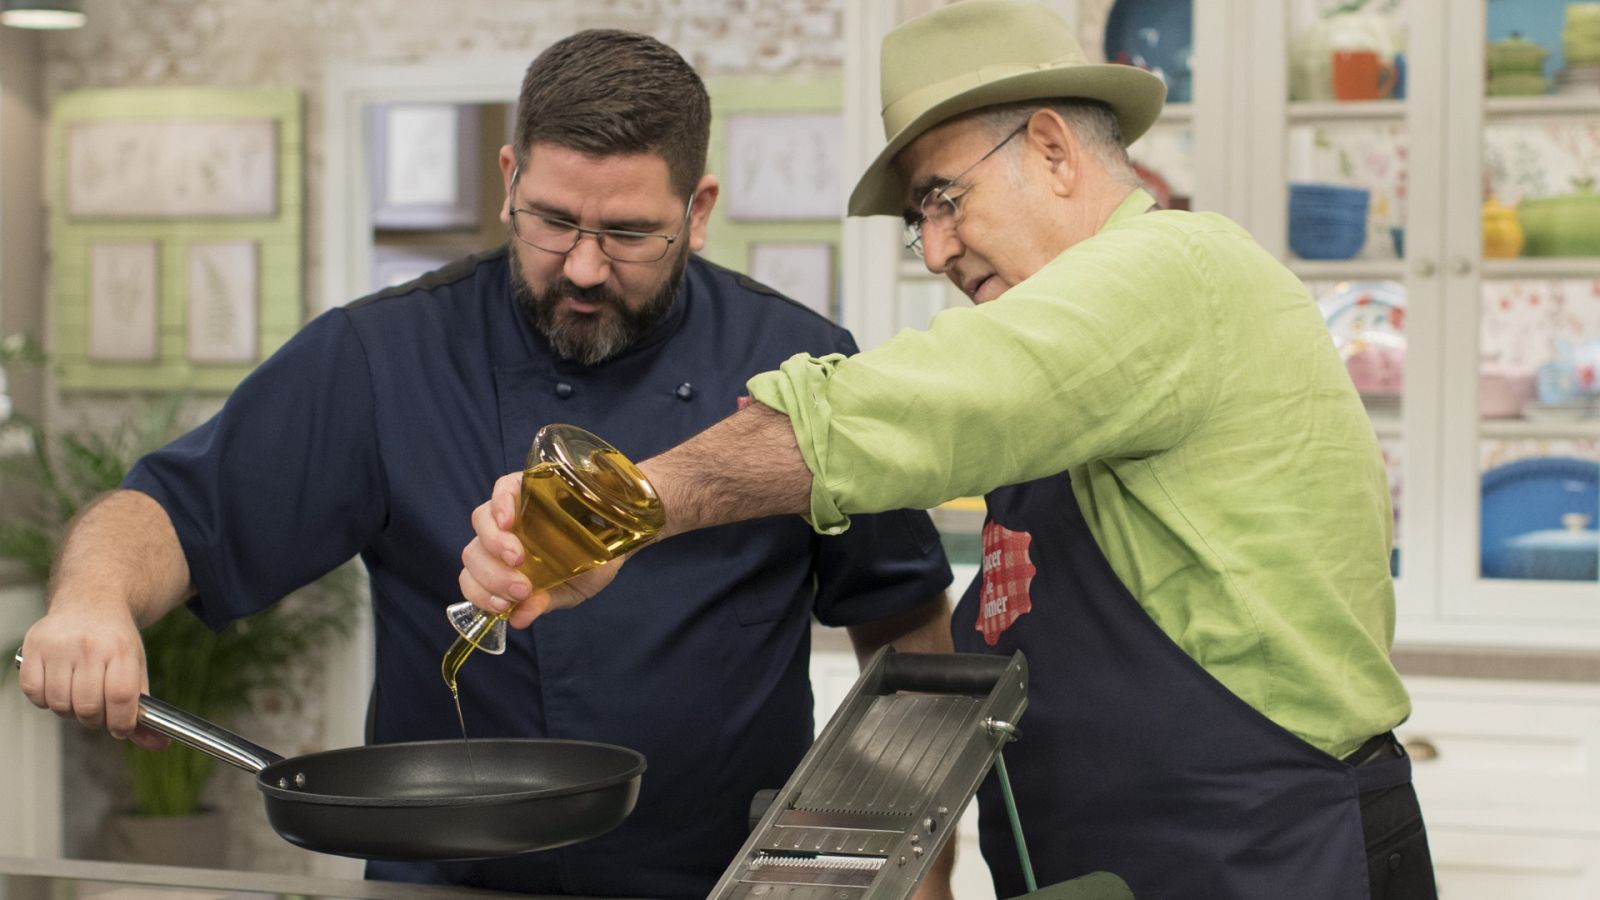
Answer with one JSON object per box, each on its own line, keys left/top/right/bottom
{"left": 1266, "top": 0, "right": 1599, "bottom": 627}
{"left": 1464, "top": 0, "right": 1600, "bottom": 596}
{"left": 1275, "top": 0, "right": 1423, "bottom": 586}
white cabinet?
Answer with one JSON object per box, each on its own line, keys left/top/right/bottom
{"left": 1401, "top": 675, "right": 1600, "bottom": 896}
{"left": 1428, "top": 828, "right": 1600, "bottom": 900}
{"left": 0, "top": 581, "right": 61, "bottom": 858}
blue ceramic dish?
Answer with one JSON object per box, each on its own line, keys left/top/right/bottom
{"left": 1481, "top": 456, "right": 1600, "bottom": 580}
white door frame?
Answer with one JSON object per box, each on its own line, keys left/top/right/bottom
{"left": 315, "top": 54, "right": 540, "bottom": 879}
{"left": 321, "top": 55, "right": 537, "bottom": 314}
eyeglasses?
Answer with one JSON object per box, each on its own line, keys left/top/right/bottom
{"left": 508, "top": 166, "right": 693, "bottom": 264}
{"left": 902, "top": 123, "right": 1027, "bottom": 256}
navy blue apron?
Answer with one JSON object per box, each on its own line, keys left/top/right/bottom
{"left": 951, "top": 471, "right": 1412, "bottom": 899}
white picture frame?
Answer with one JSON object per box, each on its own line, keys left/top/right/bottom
{"left": 369, "top": 103, "right": 481, "bottom": 230}
{"left": 724, "top": 113, "right": 844, "bottom": 220}
{"left": 88, "top": 241, "right": 160, "bottom": 362}
{"left": 186, "top": 240, "right": 259, "bottom": 364}
{"left": 749, "top": 242, "right": 834, "bottom": 318}
{"left": 67, "top": 119, "right": 278, "bottom": 219}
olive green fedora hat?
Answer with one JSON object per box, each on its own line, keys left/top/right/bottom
{"left": 848, "top": 0, "right": 1167, "bottom": 217}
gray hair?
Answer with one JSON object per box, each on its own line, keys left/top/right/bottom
{"left": 968, "top": 99, "right": 1142, "bottom": 191}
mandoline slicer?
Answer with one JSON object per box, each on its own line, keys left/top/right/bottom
{"left": 707, "top": 648, "right": 1030, "bottom": 899}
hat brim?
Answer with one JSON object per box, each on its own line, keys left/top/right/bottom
{"left": 847, "top": 64, "right": 1167, "bottom": 218}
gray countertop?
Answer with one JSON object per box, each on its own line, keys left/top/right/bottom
{"left": 0, "top": 855, "right": 633, "bottom": 900}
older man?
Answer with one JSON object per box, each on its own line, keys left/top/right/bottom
{"left": 461, "top": 2, "right": 1436, "bottom": 898}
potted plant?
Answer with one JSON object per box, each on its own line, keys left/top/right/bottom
{"left": 0, "top": 335, "right": 363, "bottom": 866}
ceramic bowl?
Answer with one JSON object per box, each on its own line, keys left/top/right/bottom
{"left": 1555, "top": 63, "right": 1600, "bottom": 94}
{"left": 1289, "top": 183, "right": 1369, "bottom": 260}
{"left": 1488, "top": 73, "right": 1551, "bottom": 95}
{"left": 1487, "top": 33, "right": 1550, "bottom": 71}
{"left": 1519, "top": 185, "right": 1600, "bottom": 256}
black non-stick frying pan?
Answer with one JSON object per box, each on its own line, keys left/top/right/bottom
{"left": 15, "top": 653, "right": 645, "bottom": 861}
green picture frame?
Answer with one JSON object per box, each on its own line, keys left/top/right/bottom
{"left": 50, "top": 87, "right": 303, "bottom": 392}
{"left": 700, "top": 75, "right": 843, "bottom": 321}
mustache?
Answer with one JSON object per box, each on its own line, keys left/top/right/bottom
{"left": 546, "top": 277, "right": 622, "bottom": 310}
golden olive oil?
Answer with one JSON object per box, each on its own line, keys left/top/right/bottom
{"left": 450, "top": 686, "right": 479, "bottom": 790}
{"left": 441, "top": 449, "right": 663, "bottom": 690}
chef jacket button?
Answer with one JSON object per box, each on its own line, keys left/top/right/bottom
{"left": 1387, "top": 852, "right": 1402, "bottom": 871}
{"left": 554, "top": 382, "right": 574, "bottom": 399}
{"left": 675, "top": 382, "right": 694, "bottom": 401}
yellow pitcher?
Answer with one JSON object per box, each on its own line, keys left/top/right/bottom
{"left": 1482, "top": 196, "right": 1524, "bottom": 258}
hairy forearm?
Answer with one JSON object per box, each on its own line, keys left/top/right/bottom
{"left": 640, "top": 403, "right": 813, "bottom": 539}
{"left": 48, "top": 489, "right": 195, "bottom": 627}
{"left": 846, "top": 593, "right": 954, "bottom": 668}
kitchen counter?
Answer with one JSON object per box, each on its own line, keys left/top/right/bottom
{"left": 810, "top": 624, "right": 1600, "bottom": 683}
{"left": 0, "top": 856, "right": 629, "bottom": 900}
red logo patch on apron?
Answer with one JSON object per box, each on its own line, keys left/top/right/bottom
{"left": 976, "top": 522, "right": 1036, "bottom": 646}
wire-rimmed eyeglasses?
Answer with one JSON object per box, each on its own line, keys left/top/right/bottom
{"left": 902, "top": 123, "right": 1027, "bottom": 256}
{"left": 508, "top": 166, "right": 693, "bottom": 264}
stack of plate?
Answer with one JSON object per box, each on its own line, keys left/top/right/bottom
{"left": 1554, "top": 65, "right": 1600, "bottom": 94}
{"left": 1557, "top": 3, "right": 1600, "bottom": 95}
{"left": 1486, "top": 33, "right": 1550, "bottom": 96}
{"left": 1317, "top": 280, "right": 1407, "bottom": 402}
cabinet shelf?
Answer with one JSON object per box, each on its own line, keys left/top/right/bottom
{"left": 1287, "top": 92, "right": 1600, "bottom": 126}
{"left": 1480, "top": 418, "right": 1600, "bottom": 440}
{"left": 1155, "top": 102, "right": 1192, "bottom": 125}
{"left": 1369, "top": 412, "right": 1403, "bottom": 438}
{"left": 1482, "top": 258, "right": 1600, "bottom": 280}
{"left": 1287, "top": 100, "right": 1405, "bottom": 124}
{"left": 1289, "top": 259, "right": 1406, "bottom": 281}
{"left": 1484, "top": 95, "right": 1600, "bottom": 120}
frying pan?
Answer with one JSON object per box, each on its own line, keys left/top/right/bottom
{"left": 14, "top": 652, "right": 644, "bottom": 861}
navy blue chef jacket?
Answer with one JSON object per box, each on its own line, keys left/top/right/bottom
{"left": 123, "top": 248, "right": 952, "bottom": 898}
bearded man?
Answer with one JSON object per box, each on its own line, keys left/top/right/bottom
{"left": 19, "top": 29, "right": 954, "bottom": 899}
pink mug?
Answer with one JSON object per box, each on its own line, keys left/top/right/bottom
{"left": 1332, "top": 50, "right": 1395, "bottom": 101}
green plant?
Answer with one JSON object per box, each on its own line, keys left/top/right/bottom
{"left": 0, "top": 337, "right": 363, "bottom": 817}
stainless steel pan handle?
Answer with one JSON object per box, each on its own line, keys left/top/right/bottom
{"left": 14, "top": 651, "right": 284, "bottom": 773}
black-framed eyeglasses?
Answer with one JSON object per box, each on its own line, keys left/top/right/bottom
{"left": 508, "top": 166, "right": 693, "bottom": 264}
{"left": 902, "top": 123, "right": 1027, "bottom": 256}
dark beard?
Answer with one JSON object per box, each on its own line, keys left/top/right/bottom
{"left": 510, "top": 244, "right": 687, "bottom": 366}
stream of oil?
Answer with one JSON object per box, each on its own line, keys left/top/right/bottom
{"left": 449, "top": 684, "right": 480, "bottom": 791}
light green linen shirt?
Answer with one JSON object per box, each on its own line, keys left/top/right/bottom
{"left": 748, "top": 189, "right": 1409, "bottom": 759}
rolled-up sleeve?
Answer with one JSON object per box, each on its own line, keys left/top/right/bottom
{"left": 748, "top": 210, "right": 1221, "bottom": 533}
